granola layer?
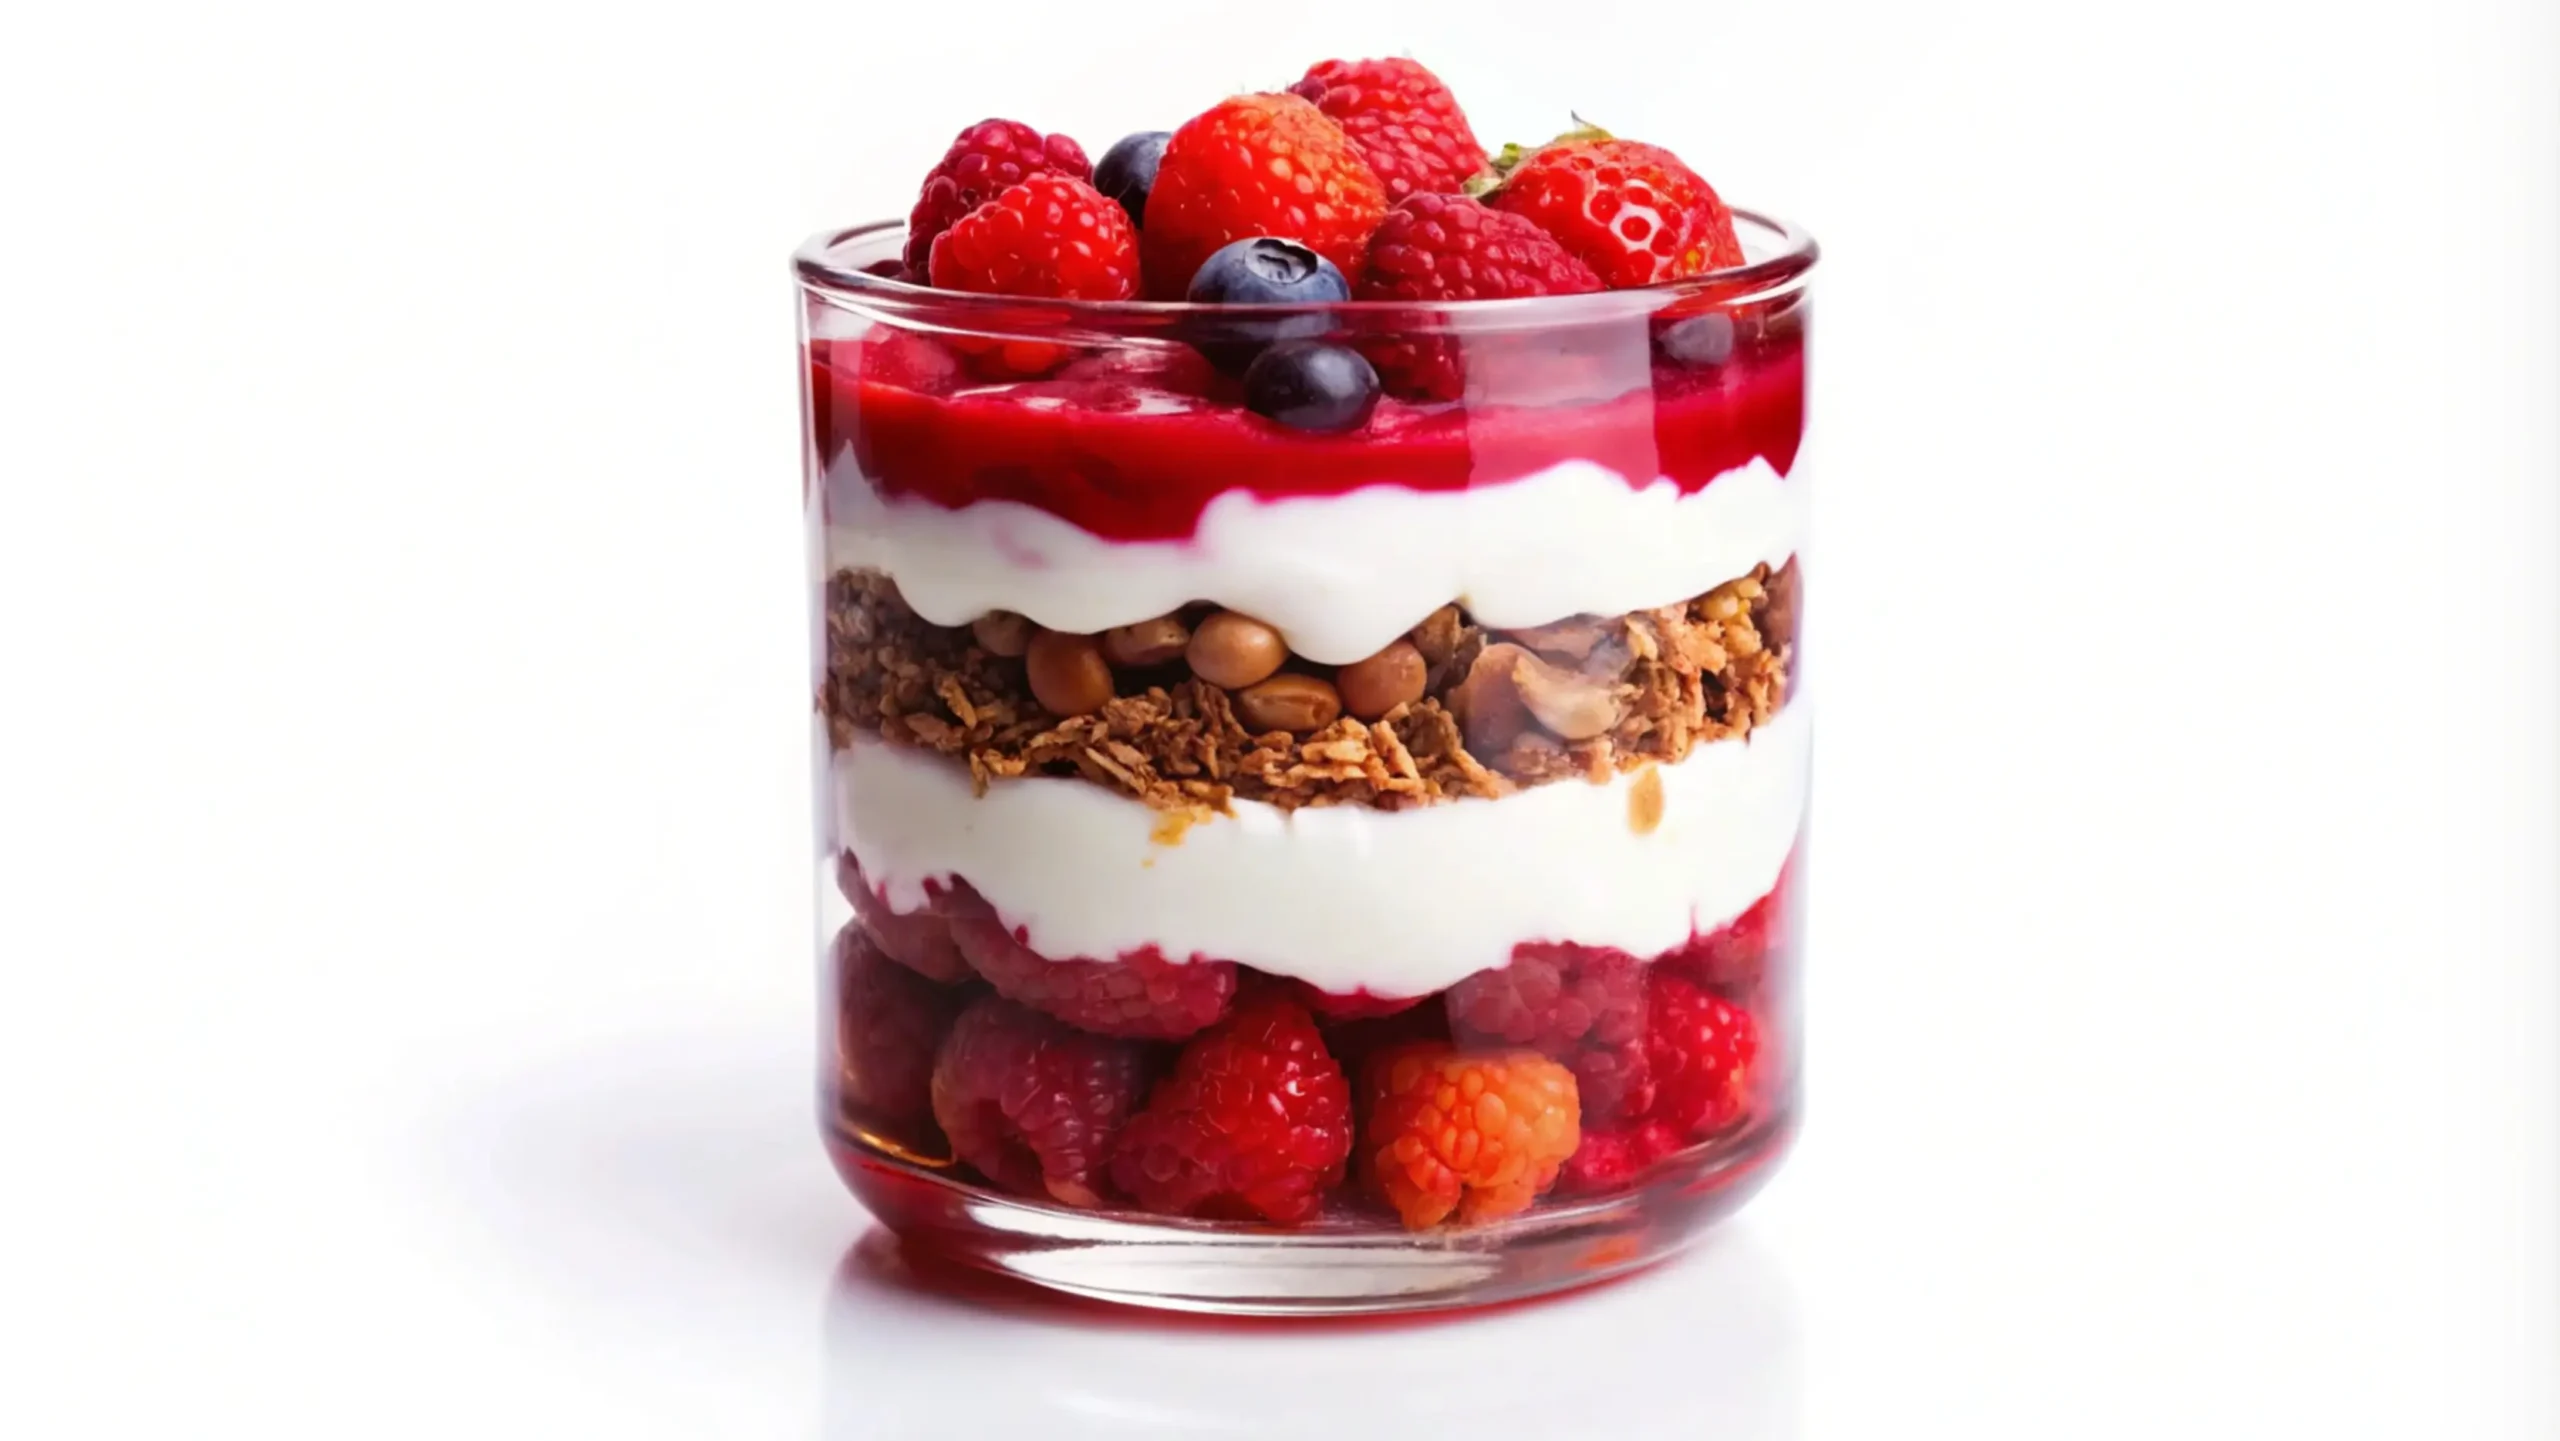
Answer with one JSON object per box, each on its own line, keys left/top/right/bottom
{"left": 818, "top": 560, "right": 1798, "bottom": 815}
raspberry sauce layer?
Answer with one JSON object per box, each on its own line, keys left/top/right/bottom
{"left": 827, "top": 699, "right": 1810, "bottom": 997}
{"left": 806, "top": 329, "right": 1803, "bottom": 544}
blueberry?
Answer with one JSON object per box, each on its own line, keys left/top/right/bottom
{"left": 1243, "top": 341, "right": 1380, "bottom": 433}
{"left": 1184, "top": 237, "right": 1351, "bottom": 370}
{"left": 1657, "top": 313, "right": 1736, "bottom": 368}
{"left": 1093, "top": 131, "right": 1170, "bottom": 228}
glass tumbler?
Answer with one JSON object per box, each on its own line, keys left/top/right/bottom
{"left": 798, "top": 213, "right": 1815, "bottom": 1314}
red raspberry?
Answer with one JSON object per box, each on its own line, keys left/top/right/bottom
{"left": 1644, "top": 971, "right": 1760, "bottom": 1140}
{"left": 904, "top": 119, "right": 1091, "bottom": 274}
{"left": 1446, "top": 941, "right": 1652, "bottom": 1120}
{"left": 1141, "top": 93, "right": 1386, "bottom": 300}
{"left": 948, "top": 904, "right": 1236, "bottom": 1040}
{"left": 1290, "top": 57, "right": 1487, "bottom": 202}
{"left": 929, "top": 994, "right": 1151, "bottom": 1207}
{"left": 831, "top": 925, "right": 964, "bottom": 1132}
{"left": 1669, "top": 877, "right": 1794, "bottom": 993}
{"left": 1487, "top": 138, "right": 1745, "bottom": 288}
{"left": 1354, "top": 192, "right": 1602, "bottom": 399}
{"left": 836, "top": 853, "right": 972, "bottom": 985}
{"left": 1363, "top": 1044, "right": 1582, "bottom": 1229}
{"left": 926, "top": 174, "right": 1138, "bottom": 301}
{"left": 1110, "top": 993, "right": 1353, "bottom": 1224}
{"left": 1555, "top": 1119, "right": 1685, "bottom": 1196}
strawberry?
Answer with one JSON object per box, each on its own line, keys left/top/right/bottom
{"left": 1290, "top": 57, "right": 1487, "bottom": 202}
{"left": 1485, "top": 136, "right": 1745, "bottom": 288}
{"left": 1140, "top": 93, "right": 1386, "bottom": 300}
{"left": 903, "top": 118, "right": 1091, "bottom": 274}
{"left": 926, "top": 174, "right": 1139, "bottom": 301}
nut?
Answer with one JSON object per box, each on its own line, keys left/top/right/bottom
{"left": 1450, "top": 642, "right": 1535, "bottom": 753}
{"left": 1335, "top": 640, "right": 1427, "bottom": 720}
{"left": 1101, "top": 615, "right": 1191, "bottom": 668}
{"left": 1186, "top": 610, "right": 1287, "bottom": 689}
{"left": 1024, "top": 630, "right": 1114, "bottom": 716}
{"left": 1512, "top": 649, "right": 1622, "bottom": 740}
{"left": 1234, "top": 673, "right": 1342, "bottom": 734}
{"left": 1407, "top": 605, "right": 1465, "bottom": 667}
{"left": 970, "top": 610, "right": 1034, "bottom": 658}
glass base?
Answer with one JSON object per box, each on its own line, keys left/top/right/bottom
{"left": 826, "top": 1108, "right": 1795, "bottom": 1317}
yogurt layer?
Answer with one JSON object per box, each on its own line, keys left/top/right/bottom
{"left": 824, "top": 455, "right": 1806, "bottom": 665}
{"left": 830, "top": 700, "right": 1810, "bottom": 996}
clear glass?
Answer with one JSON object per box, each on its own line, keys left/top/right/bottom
{"left": 798, "top": 215, "right": 1815, "bottom": 1314}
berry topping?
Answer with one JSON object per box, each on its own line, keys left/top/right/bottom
{"left": 1363, "top": 1044, "right": 1582, "bottom": 1229}
{"left": 925, "top": 174, "right": 1139, "bottom": 300}
{"left": 837, "top": 854, "right": 973, "bottom": 984}
{"left": 1657, "top": 312, "right": 1737, "bottom": 368}
{"left": 930, "top": 995, "right": 1152, "bottom": 1207}
{"left": 1642, "top": 971, "right": 1760, "bottom": 1140}
{"left": 948, "top": 902, "right": 1237, "bottom": 1040}
{"left": 1486, "top": 137, "right": 1745, "bottom": 288}
{"left": 1110, "top": 993, "right": 1354, "bottom": 1224}
{"left": 1358, "top": 192, "right": 1604, "bottom": 303}
{"left": 1243, "top": 340, "right": 1380, "bottom": 433}
{"left": 1092, "top": 130, "right": 1172, "bottom": 228}
{"left": 903, "top": 118, "right": 1092, "bottom": 274}
{"left": 1353, "top": 192, "right": 1602, "bottom": 399}
{"left": 832, "top": 925, "right": 966, "bottom": 1132}
{"left": 1291, "top": 57, "right": 1488, "bottom": 202}
{"left": 1141, "top": 93, "right": 1386, "bottom": 301}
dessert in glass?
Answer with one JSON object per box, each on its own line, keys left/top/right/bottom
{"left": 798, "top": 59, "right": 1814, "bottom": 1313}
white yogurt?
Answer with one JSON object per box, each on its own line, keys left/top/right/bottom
{"left": 829, "top": 701, "right": 1810, "bottom": 996}
{"left": 823, "top": 455, "right": 1806, "bottom": 665}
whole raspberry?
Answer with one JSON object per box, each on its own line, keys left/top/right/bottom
{"left": 1644, "top": 971, "right": 1760, "bottom": 1140}
{"left": 929, "top": 994, "right": 1151, "bottom": 1207}
{"left": 904, "top": 118, "right": 1091, "bottom": 274}
{"left": 1486, "top": 137, "right": 1745, "bottom": 288}
{"left": 1354, "top": 192, "right": 1602, "bottom": 399}
{"left": 1110, "top": 993, "right": 1353, "bottom": 1224}
{"left": 837, "top": 853, "right": 972, "bottom": 985}
{"left": 1362, "top": 1044, "right": 1581, "bottom": 1229}
{"left": 1555, "top": 1119, "right": 1685, "bottom": 1196}
{"left": 1141, "top": 93, "right": 1386, "bottom": 300}
{"left": 832, "top": 925, "right": 964, "bottom": 1132}
{"left": 1446, "top": 941, "right": 1650, "bottom": 1120}
{"left": 1290, "top": 57, "right": 1487, "bottom": 202}
{"left": 927, "top": 174, "right": 1139, "bottom": 300}
{"left": 949, "top": 905, "right": 1236, "bottom": 1040}
{"left": 1669, "top": 867, "right": 1798, "bottom": 994}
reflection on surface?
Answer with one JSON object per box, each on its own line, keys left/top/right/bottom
{"left": 821, "top": 1224, "right": 1801, "bottom": 1440}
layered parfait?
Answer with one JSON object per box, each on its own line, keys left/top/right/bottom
{"left": 804, "top": 58, "right": 1811, "bottom": 1239}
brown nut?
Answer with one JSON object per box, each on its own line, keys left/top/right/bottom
{"left": 970, "top": 610, "right": 1034, "bottom": 658}
{"left": 1450, "top": 642, "right": 1535, "bottom": 753}
{"left": 1101, "top": 615, "right": 1191, "bottom": 668}
{"left": 1024, "top": 630, "right": 1114, "bottom": 716}
{"left": 1235, "top": 673, "right": 1342, "bottom": 734}
{"left": 1502, "top": 615, "right": 1610, "bottom": 662}
{"left": 1407, "top": 605, "right": 1465, "bottom": 667}
{"left": 1335, "top": 640, "right": 1427, "bottom": 720}
{"left": 1186, "top": 610, "right": 1287, "bottom": 689}
{"left": 1512, "top": 649, "right": 1621, "bottom": 740}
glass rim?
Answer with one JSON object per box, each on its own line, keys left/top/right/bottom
{"left": 792, "top": 209, "right": 1818, "bottom": 324}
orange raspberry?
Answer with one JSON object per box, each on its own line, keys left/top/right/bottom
{"left": 1362, "top": 1043, "right": 1581, "bottom": 1229}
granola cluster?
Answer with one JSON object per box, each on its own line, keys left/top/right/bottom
{"left": 818, "top": 562, "right": 1797, "bottom": 816}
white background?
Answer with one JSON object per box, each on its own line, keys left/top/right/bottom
{"left": 5, "top": 0, "right": 2555, "bottom": 1435}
